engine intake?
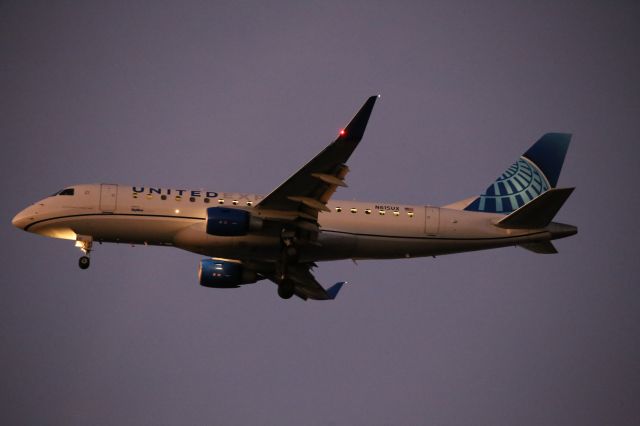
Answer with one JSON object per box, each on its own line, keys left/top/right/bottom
{"left": 206, "top": 207, "right": 262, "bottom": 236}
{"left": 199, "top": 259, "right": 258, "bottom": 288}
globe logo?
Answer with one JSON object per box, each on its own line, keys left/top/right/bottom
{"left": 466, "top": 157, "right": 550, "bottom": 213}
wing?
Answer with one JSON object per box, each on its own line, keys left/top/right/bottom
{"left": 256, "top": 95, "right": 379, "bottom": 221}
{"left": 254, "top": 96, "right": 379, "bottom": 300}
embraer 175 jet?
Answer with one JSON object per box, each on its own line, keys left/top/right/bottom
{"left": 12, "top": 96, "right": 577, "bottom": 300}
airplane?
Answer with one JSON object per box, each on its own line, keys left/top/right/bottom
{"left": 12, "top": 96, "right": 577, "bottom": 300}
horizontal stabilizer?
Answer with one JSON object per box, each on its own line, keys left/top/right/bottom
{"left": 497, "top": 187, "right": 574, "bottom": 229}
{"left": 519, "top": 241, "right": 558, "bottom": 254}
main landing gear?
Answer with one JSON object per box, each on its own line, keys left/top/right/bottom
{"left": 276, "top": 228, "right": 298, "bottom": 299}
{"left": 277, "top": 280, "right": 295, "bottom": 299}
{"left": 75, "top": 235, "right": 93, "bottom": 270}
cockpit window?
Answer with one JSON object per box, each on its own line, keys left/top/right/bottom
{"left": 56, "top": 188, "right": 75, "bottom": 196}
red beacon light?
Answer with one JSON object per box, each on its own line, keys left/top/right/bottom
{"left": 339, "top": 129, "right": 346, "bottom": 137}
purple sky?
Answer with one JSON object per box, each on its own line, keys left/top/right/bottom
{"left": 2, "top": 1, "right": 639, "bottom": 425}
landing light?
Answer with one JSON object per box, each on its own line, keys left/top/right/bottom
{"left": 175, "top": 209, "right": 180, "bottom": 214}
{"left": 41, "top": 229, "right": 76, "bottom": 240}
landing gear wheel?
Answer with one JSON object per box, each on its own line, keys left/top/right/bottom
{"left": 278, "top": 282, "right": 294, "bottom": 299}
{"left": 79, "top": 256, "right": 90, "bottom": 269}
{"left": 76, "top": 235, "right": 93, "bottom": 270}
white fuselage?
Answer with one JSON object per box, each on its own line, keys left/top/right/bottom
{"left": 12, "top": 183, "right": 566, "bottom": 263}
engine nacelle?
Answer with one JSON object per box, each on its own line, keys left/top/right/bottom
{"left": 205, "top": 207, "right": 263, "bottom": 236}
{"left": 198, "top": 259, "right": 258, "bottom": 288}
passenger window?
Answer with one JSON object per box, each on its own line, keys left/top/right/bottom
{"left": 365, "top": 209, "right": 371, "bottom": 215}
{"left": 161, "top": 195, "right": 167, "bottom": 200}
{"left": 393, "top": 211, "right": 400, "bottom": 216}
{"left": 350, "top": 208, "right": 357, "bottom": 213}
{"left": 335, "top": 207, "right": 342, "bottom": 213}
{"left": 408, "top": 212, "right": 414, "bottom": 218}
{"left": 218, "top": 199, "right": 225, "bottom": 204}
{"left": 246, "top": 201, "right": 253, "bottom": 207}
{"left": 175, "top": 195, "right": 182, "bottom": 201}
{"left": 232, "top": 200, "right": 238, "bottom": 205}
{"left": 378, "top": 210, "right": 385, "bottom": 215}
{"left": 146, "top": 194, "right": 153, "bottom": 200}
{"left": 189, "top": 197, "right": 196, "bottom": 202}
{"left": 204, "top": 198, "right": 210, "bottom": 203}
{"left": 132, "top": 193, "right": 139, "bottom": 199}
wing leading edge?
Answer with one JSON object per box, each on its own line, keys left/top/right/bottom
{"left": 256, "top": 95, "right": 379, "bottom": 217}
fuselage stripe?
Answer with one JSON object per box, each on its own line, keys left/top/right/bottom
{"left": 24, "top": 213, "right": 204, "bottom": 232}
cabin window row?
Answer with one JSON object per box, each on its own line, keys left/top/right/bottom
{"left": 132, "top": 193, "right": 253, "bottom": 206}
{"left": 130, "top": 192, "right": 412, "bottom": 217}
{"left": 334, "top": 207, "right": 414, "bottom": 217}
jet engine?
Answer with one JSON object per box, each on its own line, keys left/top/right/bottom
{"left": 198, "top": 258, "right": 258, "bottom": 288}
{"left": 205, "top": 207, "right": 263, "bottom": 236}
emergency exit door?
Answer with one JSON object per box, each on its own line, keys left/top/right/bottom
{"left": 99, "top": 184, "right": 118, "bottom": 212}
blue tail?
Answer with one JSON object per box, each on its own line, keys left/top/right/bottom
{"left": 464, "top": 133, "right": 571, "bottom": 214}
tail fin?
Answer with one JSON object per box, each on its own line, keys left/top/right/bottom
{"left": 464, "top": 133, "right": 571, "bottom": 214}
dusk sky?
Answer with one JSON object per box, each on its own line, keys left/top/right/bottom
{"left": 2, "top": 1, "right": 639, "bottom": 425}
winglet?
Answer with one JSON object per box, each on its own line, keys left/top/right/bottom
{"left": 339, "top": 96, "right": 379, "bottom": 143}
{"left": 325, "top": 281, "right": 346, "bottom": 300}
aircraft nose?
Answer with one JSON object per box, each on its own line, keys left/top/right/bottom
{"left": 12, "top": 202, "right": 45, "bottom": 231}
{"left": 12, "top": 209, "right": 30, "bottom": 230}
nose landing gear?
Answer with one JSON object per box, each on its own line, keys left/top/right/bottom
{"left": 75, "top": 235, "right": 93, "bottom": 270}
{"left": 79, "top": 255, "right": 90, "bottom": 269}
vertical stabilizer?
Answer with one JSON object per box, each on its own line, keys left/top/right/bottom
{"left": 464, "top": 133, "right": 571, "bottom": 214}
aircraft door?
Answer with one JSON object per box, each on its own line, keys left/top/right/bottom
{"left": 99, "top": 184, "right": 118, "bottom": 212}
{"left": 425, "top": 206, "right": 440, "bottom": 235}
